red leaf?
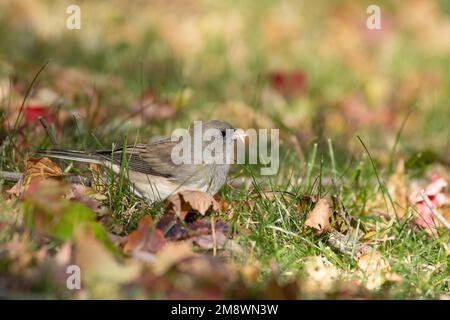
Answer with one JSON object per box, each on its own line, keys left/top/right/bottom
{"left": 25, "top": 104, "right": 55, "bottom": 123}
{"left": 269, "top": 70, "right": 307, "bottom": 96}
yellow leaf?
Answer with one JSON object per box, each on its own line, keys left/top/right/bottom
{"left": 356, "top": 250, "right": 391, "bottom": 290}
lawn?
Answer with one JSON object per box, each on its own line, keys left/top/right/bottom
{"left": 0, "top": 0, "right": 449, "bottom": 299}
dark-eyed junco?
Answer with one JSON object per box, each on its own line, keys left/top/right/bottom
{"left": 37, "top": 120, "right": 244, "bottom": 202}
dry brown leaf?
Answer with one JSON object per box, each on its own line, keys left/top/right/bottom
{"left": 304, "top": 198, "right": 331, "bottom": 235}
{"left": 24, "top": 157, "right": 64, "bottom": 179}
{"left": 213, "top": 194, "right": 230, "bottom": 211}
{"left": 166, "top": 190, "right": 220, "bottom": 220}
{"left": 7, "top": 157, "right": 64, "bottom": 195}
{"left": 152, "top": 241, "right": 195, "bottom": 275}
{"left": 123, "top": 215, "right": 166, "bottom": 261}
{"left": 123, "top": 216, "right": 153, "bottom": 255}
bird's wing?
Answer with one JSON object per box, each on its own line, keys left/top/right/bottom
{"left": 96, "top": 139, "right": 188, "bottom": 178}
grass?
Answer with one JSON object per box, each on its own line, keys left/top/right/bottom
{"left": 225, "top": 150, "right": 449, "bottom": 298}
{"left": 0, "top": 114, "right": 448, "bottom": 298}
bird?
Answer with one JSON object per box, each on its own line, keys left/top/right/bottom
{"left": 37, "top": 120, "right": 245, "bottom": 203}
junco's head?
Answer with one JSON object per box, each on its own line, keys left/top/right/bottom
{"left": 185, "top": 120, "right": 246, "bottom": 165}
{"left": 188, "top": 120, "right": 237, "bottom": 139}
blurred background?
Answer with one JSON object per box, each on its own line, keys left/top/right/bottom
{"left": 0, "top": 0, "right": 449, "bottom": 171}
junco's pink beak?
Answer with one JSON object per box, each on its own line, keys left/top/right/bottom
{"left": 232, "top": 129, "right": 247, "bottom": 143}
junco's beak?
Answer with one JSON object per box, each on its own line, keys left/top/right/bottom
{"left": 232, "top": 129, "right": 247, "bottom": 143}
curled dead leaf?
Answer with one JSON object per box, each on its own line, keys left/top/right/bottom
{"left": 24, "top": 157, "right": 64, "bottom": 179}
{"left": 166, "top": 190, "right": 220, "bottom": 220}
{"left": 7, "top": 157, "right": 64, "bottom": 195}
{"left": 304, "top": 198, "right": 331, "bottom": 235}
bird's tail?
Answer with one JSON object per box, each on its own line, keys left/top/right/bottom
{"left": 36, "top": 149, "right": 104, "bottom": 165}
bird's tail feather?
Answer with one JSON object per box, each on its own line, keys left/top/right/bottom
{"left": 36, "top": 149, "right": 103, "bottom": 165}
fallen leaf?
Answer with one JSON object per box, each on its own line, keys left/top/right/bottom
{"left": 304, "top": 198, "right": 331, "bottom": 235}
{"left": 303, "top": 256, "right": 340, "bottom": 295}
{"left": 25, "top": 157, "right": 63, "bottom": 178}
{"left": 74, "top": 230, "right": 141, "bottom": 298}
{"left": 156, "top": 213, "right": 230, "bottom": 242}
{"left": 213, "top": 194, "right": 230, "bottom": 211}
{"left": 123, "top": 216, "right": 153, "bottom": 254}
{"left": 357, "top": 250, "right": 390, "bottom": 273}
{"left": 21, "top": 179, "right": 111, "bottom": 240}
{"left": 23, "top": 88, "right": 58, "bottom": 124}
{"left": 240, "top": 263, "right": 260, "bottom": 285}
{"left": 25, "top": 104, "right": 55, "bottom": 124}
{"left": 123, "top": 216, "right": 166, "bottom": 260}
{"left": 409, "top": 176, "right": 449, "bottom": 235}
{"left": 7, "top": 157, "right": 64, "bottom": 195}
{"left": 173, "top": 255, "right": 239, "bottom": 299}
{"left": 409, "top": 177, "right": 448, "bottom": 203}
{"left": 152, "top": 241, "right": 195, "bottom": 275}
{"left": 166, "top": 190, "right": 220, "bottom": 220}
{"left": 356, "top": 250, "right": 391, "bottom": 290}
{"left": 269, "top": 70, "right": 307, "bottom": 97}
{"left": 191, "top": 233, "right": 242, "bottom": 255}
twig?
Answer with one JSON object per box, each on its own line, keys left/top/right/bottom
{"left": 38, "top": 117, "right": 58, "bottom": 148}
{"left": 38, "top": 116, "right": 66, "bottom": 169}
{"left": 66, "top": 175, "right": 92, "bottom": 185}
{"left": 0, "top": 171, "right": 23, "bottom": 181}
{"left": 420, "top": 191, "right": 450, "bottom": 231}
{"left": 211, "top": 216, "right": 217, "bottom": 256}
{"left": 0, "top": 170, "right": 91, "bottom": 185}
